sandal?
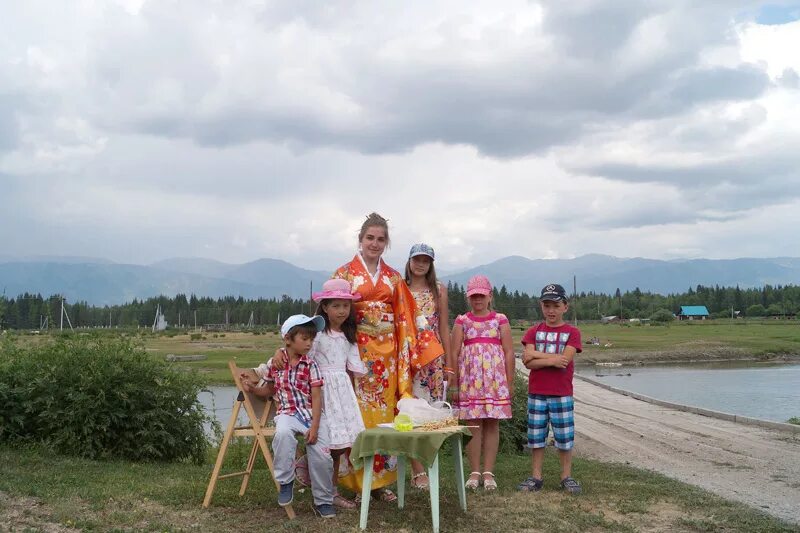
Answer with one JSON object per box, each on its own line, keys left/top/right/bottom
{"left": 411, "top": 472, "right": 429, "bottom": 490}
{"left": 482, "top": 472, "right": 497, "bottom": 491}
{"left": 465, "top": 471, "right": 481, "bottom": 490}
{"left": 355, "top": 488, "right": 398, "bottom": 503}
{"left": 294, "top": 454, "right": 310, "bottom": 487}
{"left": 333, "top": 493, "right": 356, "bottom": 509}
{"left": 375, "top": 488, "right": 397, "bottom": 502}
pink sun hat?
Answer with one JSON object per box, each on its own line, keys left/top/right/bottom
{"left": 466, "top": 275, "right": 493, "bottom": 297}
{"left": 312, "top": 278, "right": 361, "bottom": 302}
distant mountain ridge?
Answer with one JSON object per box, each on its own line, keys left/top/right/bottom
{"left": 443, "top": 254, "right": 800, "bottom": 296}
{"left": 1, "top": 254, "right": 799, "bottom": 305}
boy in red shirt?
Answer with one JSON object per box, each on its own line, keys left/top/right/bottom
{"left": 518, "top": 284, "right": 583, "bottom": 494}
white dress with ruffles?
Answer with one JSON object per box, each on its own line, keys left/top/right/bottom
{"left": 308, "top": 330, "right": 367, "bottom": 450}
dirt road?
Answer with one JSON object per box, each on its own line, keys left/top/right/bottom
{"left": 517, "top": 363, "right": 800, "bottom": 524}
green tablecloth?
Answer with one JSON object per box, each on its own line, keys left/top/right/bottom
{"left": 350, "top": 427, "right": 472, "bottom": 469}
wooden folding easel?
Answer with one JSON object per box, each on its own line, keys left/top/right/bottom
{"left": 202, "top": 360, "right": 295, "bottom": 519}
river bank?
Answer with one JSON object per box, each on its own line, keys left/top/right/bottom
{"left": 515, "top": 361, "right": 800, "bottom": 525}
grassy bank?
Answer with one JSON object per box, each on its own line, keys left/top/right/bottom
{"left": 124, "top": 320, "right": 800, "bottom": 384}
{"left": 1, "top": 443, "right": 796, "bottom": 532}
{"left": 573, "top": 320, "right": 800, "bottom": 364}
{"left": 4, "top": 320, "right": 799, "bottom": 385}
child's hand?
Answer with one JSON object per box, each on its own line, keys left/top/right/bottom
{"left": 305, "top": 426, "right": 318, "bottom": 445}
{"left": 552, "top": 355, "right": 570, "bottom": 369}
{"left": 271, "top": 349, "right": 286, "bottom": 370}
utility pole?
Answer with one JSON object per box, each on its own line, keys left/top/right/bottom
{"left": 60, "top": 297, "right": 74, "bottom": 331}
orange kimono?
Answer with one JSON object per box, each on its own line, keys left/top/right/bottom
{"left": 334, "top": 255, "right": 443, "bottom": 491}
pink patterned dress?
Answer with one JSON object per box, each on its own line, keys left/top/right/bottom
{"left": 454, "top": 311, "right": 512, "bottom": 420}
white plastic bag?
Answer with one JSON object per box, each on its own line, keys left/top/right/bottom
{"left": 397, "top": 398, "right": 453, "bottom": 426}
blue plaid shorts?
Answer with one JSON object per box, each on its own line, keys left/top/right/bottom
{"left": 526, "top": 394, "right": 575, "bottom": 450}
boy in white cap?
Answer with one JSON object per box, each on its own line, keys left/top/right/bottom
{"left": 241, "top": 314, "right": 336, "bottom": 518}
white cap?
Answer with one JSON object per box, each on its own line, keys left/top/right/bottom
{"left": 280, "top": 314, "right": 325, "bottom": 337}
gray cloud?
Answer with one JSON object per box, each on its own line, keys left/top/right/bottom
{"left": 572, "top": 150, "right": 800, "bottom": 215}
{"left": 1, "top": 0, "right": 799, "bottom": 268}
{"left": 0, "top": 95, "right": 22, "bottom": 152}
{"left": 20, "top": 1, "right": 763, "bottom": 159}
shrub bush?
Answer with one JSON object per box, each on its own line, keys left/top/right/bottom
{"left": 499, "top": 374, "right": 530, "bottom": 454}
{"left": 649, "top": 308, "right": 675, "bottom": 323}
{"left": 0, "top": 335, "right": 209, "bottom": 463}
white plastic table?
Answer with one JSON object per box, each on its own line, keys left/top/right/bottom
{"left": 356, "top": 428, "right": 469, "bottom": 533}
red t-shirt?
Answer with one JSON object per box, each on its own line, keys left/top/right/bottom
{"left": 522, "top": 322, "right": 582, "bottom": 396}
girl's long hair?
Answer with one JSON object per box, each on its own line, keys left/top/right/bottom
{"left": 405, "top": 259, "right": 440, "bottom": 314}
{"left": 314, "top": 299, "right": 358, "bottom": 344}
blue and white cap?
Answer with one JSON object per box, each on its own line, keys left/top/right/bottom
{"left": 408, "top": 243, "right": 435, "bottom": 261}
{"left": 280, "top": 314, "right": 325, "bottom": 337}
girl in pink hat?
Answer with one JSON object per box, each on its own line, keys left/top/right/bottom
{"left": 451, "top": 274, "right": 515, "bottom": 491}
{"left": 308, "top": 278, "right": 368, "bottom": 509}
{"left": 269, "top": 278, "right": 368, "bottom": 509}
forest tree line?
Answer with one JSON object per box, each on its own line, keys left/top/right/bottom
{"left": 2, "top": 282, "right": 800, "bottom": 331}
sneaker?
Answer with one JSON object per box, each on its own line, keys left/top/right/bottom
{"left": 560, "top": 477, "right": 582, "bottom": 495}
{"left": 517, "top": 477, "right": 543, "bottom": 492}
{"left": 278, "top": 481, "right": 294, "bottom": 506}
{"left": 314, "top": 503, "right": 336, "bottom": 518}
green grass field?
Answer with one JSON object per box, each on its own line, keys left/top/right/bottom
{"left": 1, "top": 442, "right": 796, "bottom": 532}
{"left": 2, "top": 324, "right": 799, "bottom": 530}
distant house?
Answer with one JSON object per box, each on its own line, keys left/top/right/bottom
{"left": 678, "top": 305, "right": 710, "bottom": 320}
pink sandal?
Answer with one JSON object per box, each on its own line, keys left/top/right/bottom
{"left": 411, "top": 472, "right": 430, "bottom": 490}
{"left": 333, "top": 493, "right": 356, "bottom": 509}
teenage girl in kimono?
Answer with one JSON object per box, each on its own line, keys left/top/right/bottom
{"left": 334, "top": 213, "right": 444, "bottom": 502}
{"left": 403, "top": 242, "right": 451, "bottom": 490}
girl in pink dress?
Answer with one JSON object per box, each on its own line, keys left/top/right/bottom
{"left": 451, "top": 275, "right": 515, "bottom": 491}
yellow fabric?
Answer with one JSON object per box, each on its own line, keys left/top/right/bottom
{"left": 333, "top": 255, "right": 443, "bottom": 491}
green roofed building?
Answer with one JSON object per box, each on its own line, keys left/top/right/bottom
{"left": 678, "top": 305, "right": 710, "bottom": 320}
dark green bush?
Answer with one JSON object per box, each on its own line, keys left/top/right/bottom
{"left": 0, "top": 335, "right": 209, "bottom": 463}
{"left": 499, "top": 374, "right": 530, "bottom": 454}
{"left": 649, "top": 308, "right": 675, "bottom": 323}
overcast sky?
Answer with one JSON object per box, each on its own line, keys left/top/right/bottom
{"left": 2, "top": 0, "right": 800, "bottom": 272}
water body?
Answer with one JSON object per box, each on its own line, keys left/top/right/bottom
{"left": 576, "top": 361, "right": 800, "bottom": 423}
{"left": 198, "top": 362, "right": 800, "bottom": 434}
{"left": 198, "top": 386, "right": 244, "bottom": 439}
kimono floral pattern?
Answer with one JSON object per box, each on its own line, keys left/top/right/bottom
{"left": 332, "top": 255, "right": 440, "bottom": 491}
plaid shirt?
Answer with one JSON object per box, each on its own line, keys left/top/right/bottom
{"left": 262, "top": 349, "right": 324, "bottom": 427}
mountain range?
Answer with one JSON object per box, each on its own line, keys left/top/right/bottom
{"left": 1, "top": 254, "right": 799, "bottom": 306}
